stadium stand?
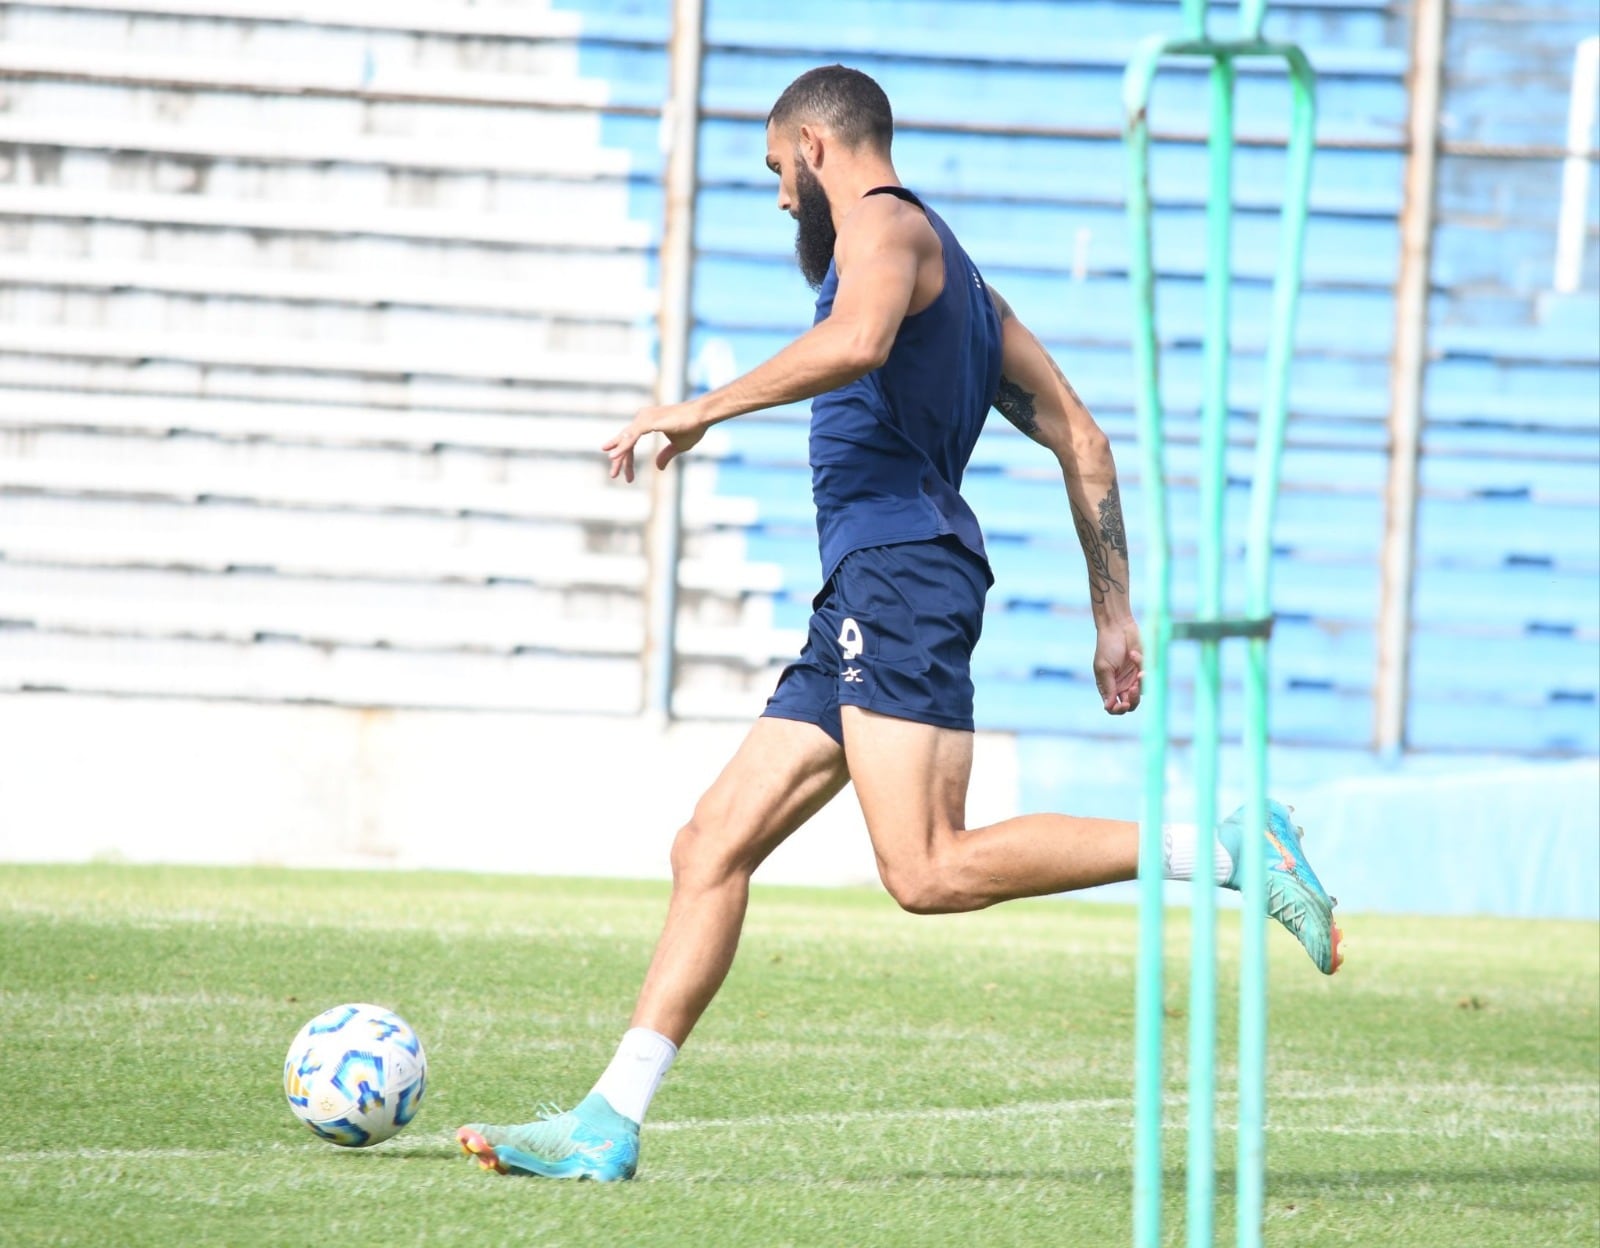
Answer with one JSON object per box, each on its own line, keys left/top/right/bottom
{"left": 679, "top": 0, "right": 1598, "bottom": 753}
{"left": 0, "top": 0, "right": 1594, "bottom": 758}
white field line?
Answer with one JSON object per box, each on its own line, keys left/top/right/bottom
{"left": 648, "top": 1089, "right": 1591, "bottom": 1139}
{"left": 649, "top": 1098, "right": 1129, "bottom": 1133}
{"left": 2, "top": 1109, "right": 1570, "bottom": 1165}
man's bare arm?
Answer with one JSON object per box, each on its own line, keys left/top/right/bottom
{"left": 604, "top": 197, "right": 928, "bottom": 481}
{"left": 990, "top": 286, "right": 1142, "bottom": 712}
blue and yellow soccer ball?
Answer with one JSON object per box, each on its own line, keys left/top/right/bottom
{"left": 283, "top": 1003, "right": 427, "bottom": 1147}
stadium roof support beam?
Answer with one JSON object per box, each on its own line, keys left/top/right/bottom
{"left": 644, "top": 0, "right": 707, "bottom": 721}
{"left": 1375, "top": 0, "right": 1448, "bottom": 757}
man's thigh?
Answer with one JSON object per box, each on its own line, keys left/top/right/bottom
{"left": 840, "top": 705, "right": 974, "bottom": 859}
{"left": 688, "top": 715, "right": 850, "bottom": 874}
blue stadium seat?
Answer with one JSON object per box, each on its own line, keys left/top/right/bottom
{"left": 703, "top": 0, "right": 1403, "bottom": 63}
{"left": 700, "top": 49, "right": 1406, "bottom": 141}
{"left": 1408, "top": 696, "right": 1598, "bottom": 754}
{"left": 697, "top": 119, "right": 1405, "bottom": 216}
{"left": 694, "top": 186, "right": 1400, "bottom": 288}
{"left": 1416, "top": 497, "right": 1600, "bottom": 564}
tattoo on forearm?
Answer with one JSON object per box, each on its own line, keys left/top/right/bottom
{"left": 1072, "top": 499, "right": 1127, "bottom": 606}
{"left": 1098, "top": 481, "right": 1128, "bottom": 561}
{"left": 993, "top": 376, "right": 1045, "bottom": 443}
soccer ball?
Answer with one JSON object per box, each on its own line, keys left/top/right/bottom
{"left": 283, "top": 1002, "right": 427, "bottom": 1147}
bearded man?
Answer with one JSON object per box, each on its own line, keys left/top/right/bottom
{"left": 457, "top": 64, "right": 1341, "bottom": 1182}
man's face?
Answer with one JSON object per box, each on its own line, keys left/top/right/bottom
{"left": 766, "top": 122, "right": 836, "bottom": 291}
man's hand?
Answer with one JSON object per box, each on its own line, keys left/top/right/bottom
{"left": 1093, "top": 619, "right": 1144, "bottom": 715}
{"left": 603, "top": 400, "right": 708, "bottom": 483}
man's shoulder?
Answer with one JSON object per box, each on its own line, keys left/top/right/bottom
{"left": 837, "top": 190, "right": 940, "bottom": 255}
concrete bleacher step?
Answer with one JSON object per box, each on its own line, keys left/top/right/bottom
{"left": 1415, "top": 498, "right": 1600, "bottom": 566}
{"left": 699, "top": 119, "right": 1405, "bottom": 215}
{"left": 1433, "top": 322, "right": 1600, "bottom": 368}
{"left": 0, "top": 323, "right": 656, "bottom": 390}
{"left": 705, "top": 0, "right": 1404, "bottom": 64}
{"left": 9, "top": 0, "right": 648, "bottom": 45}
{"left": 1410, "top": 629, "right": 1600, "bottom": 698}
{"left": 3, "top": 143, "right": 663, "bottom": 254}
{"left": 696, "top": 323, "right": 1594, "bottom": 432}
{"left": 0, "top": 564, "right": 803, "bottom": 665}
{"left": 970, "top": 673, "right": 1372, "bottom": 744}
{"left": 715, "top": 427, "right": 1391, "bottom": 493}
{"left": 693, "top": 255, "right": 1398, "bottom": 355}
{"left": 2, "top": 289, "right": 650, "bottom": 372}
{"left": 701, "top": 48, "right": 1406, "bottom": 144}
{"left": 0, "top": 34, "right": 666, "bottom": 112}
{"left": 0, "top": 495, "right": 645, "bottom": 589}
{"left": 4, "top": 222, "right": 655, "bottom": 316}
{"left": 1426, "top": 318, "right": 1598, "bottom": 410}
{"left": 0, "top": 429, "right": 665, "bottom": 526}
{"left": 1407, "top": 694, "right": 1599, "bottom": 754}
{"left": 0, "top": 390, "right": 625, "bottom": 456}
{"left": 695, "top": 187, "right": 1400, "bottom": 287}
{"left": 1421, "top": 422, "right": 1600, "bottom": 469}
{"left": 0, "top": 252, "right": 657, "bottom": 328}
{"left": 713, "top": 457, "right": 1385, "bottom": 525}
{"left": 1536, "top": 291, "right": 1600, "bottom": 337}
{"left": 668, "top": 662, "right": 1378, "bottom": 748}
{"left": 0, "top": 555, "right": 797, "bottom": 662}
{"left": 1418, "top": 453, "right": 1600, "bottom": 504}
{"left": 963, "top": 611, "right": 1379, "bottom": 687}
{"left": 723, "top": 470, "right": 1590, "bottom": 573}
{"left": 1412, "top": 564, "right": 1600, "bottom": 632}
{"left": 692, "top": 327, "right": 1399, "bottom": 421}
{"left": 0, "top": 629, "right": 644, "bottom": 713}
{"left": 0, "top": 562, "right": 648, "bottom": 655}
{"left": 719, "top": 406, "right": 1395, "bottom": 468}
{"left": 0, "top": 365, "right": 647, "bottom": 420}
{"left": 0, "top": 184, "right": 656, "bottom": 255}
{"left": 0, "top": 114, "right": 639, "bottom": 182}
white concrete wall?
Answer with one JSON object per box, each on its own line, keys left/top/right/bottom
{"left": 0, "top": 693, "right": 1020, "bottom": 886}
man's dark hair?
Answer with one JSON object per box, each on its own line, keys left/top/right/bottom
{"left": 767, "top": 65, "right": 893, "bottom": 152}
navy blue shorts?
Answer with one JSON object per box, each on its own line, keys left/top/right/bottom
{"left": 762, "top": 536, "right": 988, "bottom": 745}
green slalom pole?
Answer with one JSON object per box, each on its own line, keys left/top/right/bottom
{"left": 1123, "top": 35, "right": 1173, "bottom": 1248}
{"left": 1237, "top": 50, "right": 1317, "bottom": 1247}
{"left": 1185, "top": 50, "right": 1236, "bottom": 1248}
{"left": 1124, "top": 15, "right": 1317, "bottom": 1248}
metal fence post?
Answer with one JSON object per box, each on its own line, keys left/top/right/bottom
{"left": 1375, "top": 0, "right": 1449, "bottom": 756}
{"left": 642, "top": 0, "right": 706, "bottom": 721}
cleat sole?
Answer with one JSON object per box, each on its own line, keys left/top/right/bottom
{"left": 1328, "top": 920, "right": 1345, "bottom": 975}
{"left": 456, "top": 1127, "right": 508, "bottom": 1175}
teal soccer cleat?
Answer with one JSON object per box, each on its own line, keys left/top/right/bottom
{"left": 457, "top": 1093, "right": 639, "bottom": 1181}
{"left": 1218, "top": 799, "right": 1345, "bottom": 976}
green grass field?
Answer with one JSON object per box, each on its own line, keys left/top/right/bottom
{"left": 0, "top": 865, "right": 1595, "bottom": 1247}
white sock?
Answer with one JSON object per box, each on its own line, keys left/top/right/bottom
{"left": 589, "top": 1027, "right": 678, "bottom": 1125}
{"left": 1163, "top": 822, "right": 1234, "bottom": 885}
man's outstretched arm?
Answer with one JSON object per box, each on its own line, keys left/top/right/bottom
{"left": 603, "top": 197, "right": 929, "bottom": 481}
{"left": 989, "top": 286, "right": 1143, "bottom": 715}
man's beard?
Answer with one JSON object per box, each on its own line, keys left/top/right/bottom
{"left": 793, "top": 160, "right": 836, "bottom": 291}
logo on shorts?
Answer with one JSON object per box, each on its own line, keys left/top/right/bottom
{"left": 838, "top": 618, "right": 864, "bottom": 661}
{"left": 841, "top": 667, "right": 863, "bottom": 683}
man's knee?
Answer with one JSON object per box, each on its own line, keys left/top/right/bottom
{"left": 669, "top": 798, "right": 753, "bottom": 890}
{"left": 877, "top": 848, "right": 973, "bottom": 915}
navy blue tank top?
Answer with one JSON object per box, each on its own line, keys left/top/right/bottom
{"left": 809, "top": 188, "right": 1002, "bottom": 583}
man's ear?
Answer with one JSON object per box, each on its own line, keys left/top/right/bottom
{"left": 797, "top": 122, "right": 824, "bottom": 169}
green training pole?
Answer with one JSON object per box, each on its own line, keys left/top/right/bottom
{"left": 1185, "top": 50, "right": 1237, "bottom": 1248}
{"left": 1236, "top": 50, "right": 1317, "bottom": 1247}
{"left": 1123, "top": 11, "right": 1317, "bottom": 1248}
{"left": 1123, "top": 34, "right": 1172, "bottom": 1248}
